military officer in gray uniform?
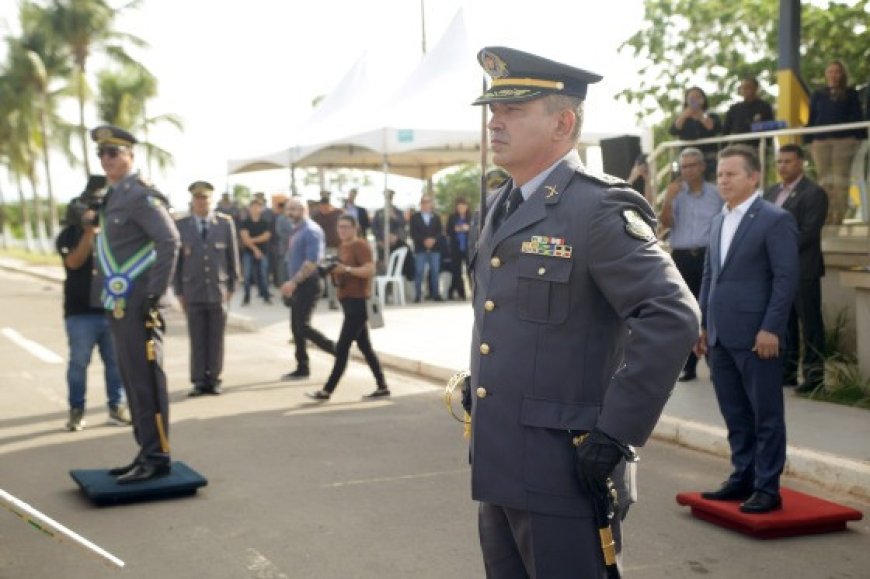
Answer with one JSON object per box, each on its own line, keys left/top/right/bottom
{"left": 174, "top": 181, "right": 240, "bottom": 396}
{"left": 467, "top": 47, "right": 700, "bottom": 578}
{"left": 90, "top": 125, "right": 180, "bottom": 484}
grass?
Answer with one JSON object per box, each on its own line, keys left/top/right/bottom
{"left": 796, "top": 308, "right": 870, "bottom": 409}
{"left": 0, "top": 247, "right": 61, "bottom": 266}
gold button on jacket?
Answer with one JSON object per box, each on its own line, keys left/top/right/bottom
{"left": 476, "top": 387, "right": 488, "bottom": 398}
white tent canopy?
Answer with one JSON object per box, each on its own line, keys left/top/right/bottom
{"left": 227, "top": 7, "right": 644, "bottom": 181}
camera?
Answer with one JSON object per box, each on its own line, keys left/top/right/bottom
{"left": 65, "top": 175, "right": 107, "bottom": 229}
{"left": 317, "top": 255, "right": 341, "bottom": 275}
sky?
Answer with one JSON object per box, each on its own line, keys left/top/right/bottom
{"left": 0, "top": 0, "right": 647, "bottom": 211}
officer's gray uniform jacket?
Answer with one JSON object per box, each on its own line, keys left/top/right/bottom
{"left": 92, "top": 172, "right": 179, "bottom": 310}
{"left": 173, "top": 213, "right": 240, "bottom": 303}
{"left": 469, "top": 152, "right": 700, "bottom": 518}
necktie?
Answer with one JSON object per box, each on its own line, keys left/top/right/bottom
{"left": 494, "top": 187, "right": 524, "bottom": 231}
{"left": 200, "top": 219, "right": 208, "bottom": 241}
{"left": 774, "top": 184, "right": 791, "bottom": 207}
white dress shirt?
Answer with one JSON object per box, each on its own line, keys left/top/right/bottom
{"left": 720, "top": 192, "right": 759, "bottom": 266}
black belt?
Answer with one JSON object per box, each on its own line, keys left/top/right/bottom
{"left": 672, "top": 247, "right": 706, "bottom": 257}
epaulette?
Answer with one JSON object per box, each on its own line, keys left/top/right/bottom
{"left": 216, "top": 212, "right": 232, "bottom": 221}
{"left": 575, "top": 168, "right": 630, "bottom": 189}
{"left": 145, "top": 189, "right": 171, "bottom": 209}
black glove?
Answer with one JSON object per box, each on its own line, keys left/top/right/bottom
{"left": 573, "top": 428, "right": 637, "bottom": 496}
{"left": 460, "top": 375, "right": 472, "bottom": 414}
{"left": 142, "top": 293, "right": 160, "bottom": 324}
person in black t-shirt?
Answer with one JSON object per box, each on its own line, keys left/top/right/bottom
{"left": 239, "top": 197, "right": 273, "bottom": 304}
{"left": 723, "top": 77, "right": 775, "bottom": 147}
{"left": 56, "top": 189, "right": 130, "bottom": 432}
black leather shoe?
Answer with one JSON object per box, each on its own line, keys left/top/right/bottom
{"left": 678, "top": 371, "right": 697, "bottom": 382}
{"left": 701, "top": 482, "right": 753, "bottom": 501}
{"left": 205, "top": 383, "right": 222, "bottom": 395}
{"left": 305, "top": 390, "right": 330, "bottom": 401}
{"left": 740, "top": 491, "right": 782, "bottom": 514}
{"left": 362, "top": 387, "right": 391, "bottom": 399}
{"left": 108, "top": 460, "right": 141, "bottom": 476}
{"left": 281, "top": 369, "right": 310, "bottom": 380}
{"left": 116, "top": 462, "right": 171, "bottom": 485}
{"left": 188, "top": 386, "right": 207, "bottom": 397}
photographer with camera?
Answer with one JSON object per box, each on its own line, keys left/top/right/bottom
{"left": 56, "top": 175, "right": 131, "bottom": 431}
{"left": 305, "top": 214, "right": 389, "bottom": 401}
{"left": 279, "top": 197, "right": 336, "bottom": 381}
{"left": 669, "top": 86, "right": 722, "bottom": 180}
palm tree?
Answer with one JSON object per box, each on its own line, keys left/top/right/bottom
{"left": 16, "top": 1, "right": 76, "bottom": 239}
{"left": 44, "top": 0, "right": 148, "bottom": 178}
{"left": 96, "top": 65, "right": 183, "bottom": 178}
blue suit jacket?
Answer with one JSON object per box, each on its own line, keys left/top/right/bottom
{"left": 699, "top": 196, "right": 799, "bottom": 349}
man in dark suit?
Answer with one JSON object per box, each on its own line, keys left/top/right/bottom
{"left": 763, "top": 144, "right": 829, "bottom": 393}
{"left": 409, "top": 194, "right": 444, "bottom": 302}
{"left": 696, "top": 145, "right": 799, "bottom": 514}
{"left": 174, "top": 181, "right": 240, "bottom": 396}
{"left": 468, "top": 46, "right": 700, "bottom": 577}
{"left": 343, "top": 188, "right": 370, "bottom": 238}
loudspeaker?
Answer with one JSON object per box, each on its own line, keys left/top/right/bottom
{"left": 600, "top": 135, "right": 641, "bottom": 180}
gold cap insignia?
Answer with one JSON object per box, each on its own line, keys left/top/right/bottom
{"left": 481, "top": 50, "right": 509, "bottom": 79}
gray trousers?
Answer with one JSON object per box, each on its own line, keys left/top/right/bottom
{"left": 186, "top": 302, "right": 227, "bottom": 387}
{"left": 478, "top": 502, "right": 621, "bottom": 579}
{"left": 109, "top": 309, "right": 170, "bottom": 465}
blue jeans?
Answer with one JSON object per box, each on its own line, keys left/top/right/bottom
{"left": 243, "top": 252, "right": 270, "bottom": 299}
{"left": 65, "top": 314, "right": 125, "bottom": 410}
{"left": 414, "top": 250, "right": 441, "bottom": 300}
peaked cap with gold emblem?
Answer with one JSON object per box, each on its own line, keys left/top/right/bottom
{"left": 472, "top": 46, "right": 603, "bottom": 105}
{"left": 90, "top": 125, "right": 138, "bottom": 147}
{"left": 188, "top": 180, "right": 215, "bottom": 196}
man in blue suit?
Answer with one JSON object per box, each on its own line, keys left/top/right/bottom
{"left": 695, "top": 145, "right": 799, "bottom": 514}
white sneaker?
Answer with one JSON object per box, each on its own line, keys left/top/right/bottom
{"left": 108, "top": 405, "right": 132, "bottom": 426}
{"left": 66, "top": 408, "right": 86, "bottom": 431}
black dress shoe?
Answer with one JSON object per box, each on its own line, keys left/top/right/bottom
{"left": 362, "top": 387, "right": 391, "bottom": 399}
{"left": 701, "top": 482, "right": 754, "bottom": 501}
{"left": 108, "top": 460, "right": 141, "bottom": 476}
{"left": 188, "top": 386, "right": 207, "bottom": 397}
{"left": 116, "top": 462, "right": 171, "bottom": 485}
{"left": 740, "top": 491, "right": 782, "bottom": 514}
{"left": 678, "top": 371, "right": 697, "bottom": 382}
{"left": 305, "top": 390, "right": 331, "bottom": 401}
{"left": 281, "top": 368, "right": 310, "bottom": 380}
{"left": 208, "top": 384, "right": 222, "bottom": 395}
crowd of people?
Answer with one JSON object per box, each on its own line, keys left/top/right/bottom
{"left": 666, "top": 59, "right": 868, "bottom": 223}
{"left": 48, "top": 46, "right": 867, "bottom": 578}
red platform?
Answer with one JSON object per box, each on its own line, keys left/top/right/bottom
{"left": 676, "top": 487, "right": 863, "bottom": 539}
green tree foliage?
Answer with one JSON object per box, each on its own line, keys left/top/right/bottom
{"left": 433, "top": 164, "right": 481, "bottom": 214}
{"left": 618, "top": 0, "right": 870, "bottom": 121}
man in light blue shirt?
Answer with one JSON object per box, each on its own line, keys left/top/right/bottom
{"left": 279, "top": 198, "right": 336, "bottom": 380}
{"left": 661, "top": 147, "right": 723, "bottom": 381}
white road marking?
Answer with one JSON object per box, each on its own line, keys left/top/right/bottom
{"left": 245, "top": 547, "right": 288, "bottom": 579}
{"left": 1, "top": 328, "right": 64, "bottom": 364}
{"left": 284, "top": 399, "right": 393, "bottom": 416}
{"left": 323, "top": 468, "right": 469, "bottom": 488}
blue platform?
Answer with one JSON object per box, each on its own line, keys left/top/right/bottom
{"left": 70, "top": 462, "right": 207, "bottom": 506}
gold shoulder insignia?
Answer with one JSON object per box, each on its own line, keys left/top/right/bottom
{"left": 146, "top": 195, "right": 163, "bottom": 209}
{"left": 577, "top": 169, "right": 629, "bottom": 188}
{"left": 621, "top": 208, "right": 655, "bottom": 242}
{"left": 216, "top": 212, "right": 232, "bottom": 221}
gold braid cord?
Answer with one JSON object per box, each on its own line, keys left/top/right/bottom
{"left": 444, "top": 370, "right": 472, "bottom": 439}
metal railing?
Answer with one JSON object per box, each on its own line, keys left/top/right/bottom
{"left": 646, "top": 120, "right": 870, "bottom": 223}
